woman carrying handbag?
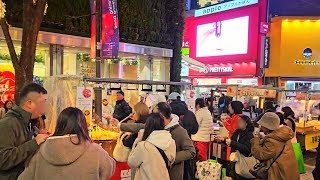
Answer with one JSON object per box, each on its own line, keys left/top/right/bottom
{"left": 219, "top": 115, "right": 255, "bottom": 179}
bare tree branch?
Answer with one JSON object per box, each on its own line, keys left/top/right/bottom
{"left": 0, "top": 18, "right": 19, "bottom": 68}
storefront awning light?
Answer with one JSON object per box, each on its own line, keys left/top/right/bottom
{"left": 182, "top": 55, "right": 205, "bottom": 69}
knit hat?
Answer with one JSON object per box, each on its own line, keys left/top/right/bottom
{"left": 257, "top": 112, "right": 280, "bottom": 130}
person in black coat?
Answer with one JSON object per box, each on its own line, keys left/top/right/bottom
{"left": 169, "top": 100, "right": 199, "bottom": 137}
{"left": 313, "top": 142, "right": 320, "bottom": 180}
{"left": 113, "top": 91, "right": 132, "bottom": 121}
{"left": 253, "top": 101, "right": 275, "bottom": 127}
{"left": 222, "top": 115, "right": 254, "bottom": 180}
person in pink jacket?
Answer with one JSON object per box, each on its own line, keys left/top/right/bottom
{"left": 18, "top": 107, "right": 115, "bottom": 180}
{"left": 222, "top": 101, "right": 244, "bottom": 138}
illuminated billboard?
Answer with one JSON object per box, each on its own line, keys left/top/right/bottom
{"left": 196, "top": 16, "right": 249, "bottom": 57}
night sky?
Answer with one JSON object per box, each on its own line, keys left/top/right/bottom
{"left": 269, "top": 0, "right": 320, "bottom": 16}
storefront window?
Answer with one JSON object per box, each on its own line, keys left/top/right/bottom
{"left": 153, "top": 57, "right": 170, "bottom": 81}
{"left": 63, "top": 47, "right": 94, "bottom": 77}
{"left": 0, "top": 41, "right": 49, "bottom": 81}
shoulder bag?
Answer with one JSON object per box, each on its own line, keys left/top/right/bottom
{"left": 249, "top": 144, "right": 286, "bottom": 180}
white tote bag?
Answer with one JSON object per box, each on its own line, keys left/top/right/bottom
{"left": 113, "top": 132, "right": 131, "bottom": 162}
{"left": 234, "top": 151, "right": 259, "bottom": 179}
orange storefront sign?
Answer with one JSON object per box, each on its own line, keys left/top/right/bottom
{"left": 239, "top": 87, "right": 277, "bottom": 98}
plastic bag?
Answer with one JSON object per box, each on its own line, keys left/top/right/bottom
{"left": 292, "top": 143, "right": 306, "bottom": 174}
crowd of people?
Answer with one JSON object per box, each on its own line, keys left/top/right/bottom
{"left": 0, "top": 84, "right": 319, "bottom": 180}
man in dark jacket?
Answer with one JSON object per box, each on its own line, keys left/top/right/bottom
{"left": 169, "top": 100, "right": 198, "bottom": 137}
{"left": 113, "top": 102, "right": 196, "bottom": 180}
{"left": 218, "top": 94, "right": 229, "bottom": 115}
{"left": 313, "top": 142, "right": 320, "bottom": 180}
{"left": 0, "top": 83, "right": 49, "bottom": 179}
{"left": 113, "top": 91, "right": 132, "bottom": 121}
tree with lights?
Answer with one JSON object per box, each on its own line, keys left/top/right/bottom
{"left": 0, "top": 0, "right": 48, "bottom": 102}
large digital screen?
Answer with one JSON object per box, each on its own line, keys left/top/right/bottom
{"left": 196, "top": 16, "right": 249, "bottom": 57}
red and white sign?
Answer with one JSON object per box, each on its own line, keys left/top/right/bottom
{"left": 260, "top": 22, "right": 269, "bottom": 34}
{"left": 189, "top": 62, "right": 256, "bottom": 77}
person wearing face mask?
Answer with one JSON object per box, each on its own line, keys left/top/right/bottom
{"left": 0, "top": 83, "right": 49, "bottom": 179}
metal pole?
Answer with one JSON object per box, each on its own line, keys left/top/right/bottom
{"left": 95, "top": 0, "right": 102, "bottom": 118}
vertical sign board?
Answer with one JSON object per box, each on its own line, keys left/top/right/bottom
{"left": 260, "top": 36, "right": 270, "bottom": 68}
{"left": 101, "top": 0, "right": 119, "bottom": 59}
{"left": 90, "top": 0, "right": 96, "bottom": 58}
{"left": 76, "top": 87, "right": 94, "bottom": 126}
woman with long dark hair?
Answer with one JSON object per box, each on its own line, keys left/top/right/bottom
{"left": 222, "top": 101, "right": 244, "bottom": 137}
{"left": 128, "top": 113, "right": 176, "bottom": 180}
{"left": 0, "top": 100, "right": 13, "bottom": 119}
{"left": 19, "top": 107, "right": 115, "bottom": 180}
{"left": 281, "top": 107, "right": 296, "bottom": 129}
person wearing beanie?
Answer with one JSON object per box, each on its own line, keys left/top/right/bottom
{"left": 251, "top": 112, "right": 300, "bottom": 180}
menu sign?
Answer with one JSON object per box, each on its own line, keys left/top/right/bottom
{"left": 76, "top": 87, "right": 94, "bottom": 126}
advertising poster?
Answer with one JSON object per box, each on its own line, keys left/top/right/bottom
{"left": 76, "top": 87, "right": 94, "bottom": 126}
{"left": 185, "top": 90, "right": 196, "bottom": 112}
{"left": 0, "top": 71, "right": 15, "bottom": 105}
{"left": 196, "top": 16, "right": 249, "bottom": 57}
{"left": 101, "top": 0, "right": 119, "bottom": 59}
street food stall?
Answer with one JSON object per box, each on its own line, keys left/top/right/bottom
{"left": 44, "top": 75, "right": 190, "bottom": 155}
{"left": 204, "top": 85, "right": 279, "bottom": 160}
{"left": 191, "top": 84, "right": 279, "bottom": 120}
{"left": 279, "top": 90, "right": 320, "bottom": 151}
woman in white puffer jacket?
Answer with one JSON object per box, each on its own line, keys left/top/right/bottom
{"left": 192, "top": 98, "right": 213, "bottom": 162}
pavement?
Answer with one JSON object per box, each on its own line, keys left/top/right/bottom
{"left": 301, "top": 150, "right": 316, "bottom": 180}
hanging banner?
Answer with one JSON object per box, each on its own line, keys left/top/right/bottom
{"left": 226, "top": 86, "right": 237, "bottom": 97}
{"left": 239, "top": 87, "right": 265, "bottom": 97}
{"left": 90, "top": 0, "right": 96, "bottom": 58}
{"left": 76, "top": 87, "right": 94, "bottom": 126}
{"left": 101, "top": 0, "right": 119, "bottom": 59}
